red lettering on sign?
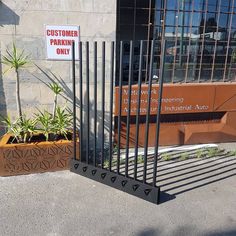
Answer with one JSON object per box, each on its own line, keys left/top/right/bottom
{"left": 56, "top": 48, "right": 70, "bottom": 55}
{"left": 47, "top": 30, "right": 79, "bottom": 37}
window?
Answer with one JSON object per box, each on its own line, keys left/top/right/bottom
{"left": 117, "top": 0, "right": 236, "bottom": 83}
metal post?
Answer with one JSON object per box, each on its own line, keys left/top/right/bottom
{"left": 223, "top": 0, "right": 234, "bottom": 82}
{"left": 79, "top": 42, "right": 83, "bottom": 162}
{"left": 117, "top": 41, "right": 124, "bottom": 174}
{"left": 179, "top": 0, "right": 185, "bottom": 67}
{"left": 134, "top": 40, "right": 144, "bottom": 180}
{"left": 143, "top": 40, "right": 154, "bottom": 183}
{"left": 101, "top": 42, "right": 106, "bottom": 168}
{"left": 109, "top": 42, "right": 115, "bottom": 171}
{"left": 125, "top": 41, "right": 134, "bottom": 177}
{"left": 153, "top": 40, "right": 167, "bottom": 187}
{"left": 93, "top": 42, "right": 97, "bottom": 166}
{"left": 184, "top": 0, "right": 195, "bottom": 83}
{"left": 86, "top": 42, "right": 90, "bottom": 164}
{"left": 210, "top": 0, "right": 221, "bottom": 82}
{"left": 72, "top": 41, "right": 76, "bottom": 160}
{"left": 197, "top": 0, "right": 209, "bottom": 82}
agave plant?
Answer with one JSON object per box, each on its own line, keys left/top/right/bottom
{"left": 52, "top": 106, "right": 73, "bottom": 140}
{"left": 48, "top": 82, "right": 62, "bottom": 119}
{"left": 20, "top": 115, "right": 38, "bottom": 143}
{"left": 0, "top": 115, "right": 22, "bottom": 143}
{"left": 0, "top": 115, "right": 37, "bottom": 143}
{"left": 2, "top": 43, "right": 30, "bottom": 120}
{"left": 35, "top": 110, "right": 53, "bottom": 141}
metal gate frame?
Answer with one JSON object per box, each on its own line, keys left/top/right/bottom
{"left": 70, "top": 40, "right": 166, "bottom": 204}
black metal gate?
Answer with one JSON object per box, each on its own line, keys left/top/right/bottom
{"left": 70, "top": 40, "right": 166, "bottom": 204}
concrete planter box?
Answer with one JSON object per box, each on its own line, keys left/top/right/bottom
{"left": 0, "top": 134, "right": 78, "bottom": 177}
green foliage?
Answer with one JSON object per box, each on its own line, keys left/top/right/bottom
{"left": 137, "top": 155, "right": 144, "bottom": 164}
{"left": 0, "top": 114, "right": 37, "bottom": 143}
{"left": 35, "top": 110, "right": 53, "bottom": 141}
{"left": 35, "top": 106, "right": 73, "bottom": 141}
{"left": 180, "top": 152, "right": 189, "bottom": 161}
{"left": 196, "top": 149, "right": 205, "bottom": 158}
{"left": 207, "top": 148, "right": 218, "bottom": 158}
{"left": 1, "top": 105, "right": 73, "bottom": 143}
{"left": 103, "top": 160, "right": 110, "bottom": 169}
{"left": 229, "top": 150, "right": 236, "bottom": 156}
{"left": 20, "top": 115, "right": 38, "bottom": 142}
{"left": 2, "top": 43, "right": 30, "bottom": 73}
{"left": 162, "top": 153, "right": 171, "bottom": 161}
{"left": 2, "top": 44, "right": 30, "bottom": 119}
{"left": 51, "top": 106, "right": 73, "bottom": 140}
{"left": 113, "top": 144, "right": 118, "bottom": 154}
{"left": 49, "top": 82, "right": 62, "bottom": 95}
{"left": 1, "top": 45, "right": 74, "bottom": 144}
{"left": 0, "top": 115, "right": 22, "bottom": 143}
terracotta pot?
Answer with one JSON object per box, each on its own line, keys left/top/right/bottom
{"left": 0, "top": 134, "right": 79, "bottom": 177}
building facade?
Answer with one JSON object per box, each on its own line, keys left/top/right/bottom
{"left": 1, "top": 0, "right": 236, "bottom": 144}
{"left": 117, "top": 0, "right": 236, "bottom": 83}
{"left": 0, "top": 0, "right": 116, "bottom": 135}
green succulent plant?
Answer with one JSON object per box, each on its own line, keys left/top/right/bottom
{"left": 51, "top": 106, "right": 73, "bottom": 140}
{"left": 2, "top": 44, "right": 30, "bottom": 120}
{"left": 207, "top": 148, "right": 218, "bottom": 158}
{"left": 0, "top": 115, "right": 21, "bottom": 143}
{"left": 196, "top": 149, "right": 204, "bottom": 158}
{"left": 162, "top": 153, "right": 171, "bottom": 161}
{"left": 137, "top": 155, "right": 144, "bottom": 164}
{"left": 180, "top": 152, "right": 189, "bottom": 161}
{"left": 0, "top": 114, "right": 37, "bottom": 143}
{"left": 35, "top": 110, "right": 53, "bottom": 141}
{"left": 48, "top": 82, "right": 63, "bottom": 118}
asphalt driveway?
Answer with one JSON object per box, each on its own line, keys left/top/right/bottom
{"left": 0, "top": 145, "right": 236, "bottom": 236}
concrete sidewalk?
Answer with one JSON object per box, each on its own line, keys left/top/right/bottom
{"left": 0, "top": 144, "right": 236, "bottom": 236}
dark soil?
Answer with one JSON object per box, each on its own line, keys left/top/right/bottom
{"left": 7, "top": 133, "right": 73, "bottom": 144}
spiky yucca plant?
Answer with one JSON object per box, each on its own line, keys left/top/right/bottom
{"left": 48, "top": 82, "right": 62, "bottom": 119}
{"left": 2, "top": 43, "right": 30, "bottom": 120}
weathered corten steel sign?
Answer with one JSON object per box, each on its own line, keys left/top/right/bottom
{"left": 115, "top": 83, "right": 236, "bottom": 146}
{"left": 115, "top": 84, "right": 215, "bottom": 116}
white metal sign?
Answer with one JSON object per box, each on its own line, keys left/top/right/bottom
{"left": 45, "top": 25, "right": 80, "bottom": 60}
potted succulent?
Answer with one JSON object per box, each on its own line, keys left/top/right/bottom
{"left": 0, "top": 44, "right": 78, "bottom": 177}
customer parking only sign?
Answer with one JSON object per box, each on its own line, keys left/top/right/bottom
{"left": 45, "top": 25, "right": 80, "bottom": 60}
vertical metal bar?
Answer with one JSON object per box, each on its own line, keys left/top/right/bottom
{"left": 143, "top": 40, "right": 154, "bottom": 184}
{"left": 210, "top": 0, "right": 221, "bottom": 82}
{"left": 179, "top": 0, "right": 185, "bottom": 67}
{"left": 79, "top": 42, "right": 83, "bottom": 162}
{"left": 125, "top": 41, "right": 134, "bottom": 177}
{"left": 132, "top": 0, "right": 137, "bottom": 41}
{"left": 93, "top": 42, "right": 97, "bottom": 166}
{"left": 153, "top": 40, "right": 167, "bottom": 187}
{"left": 109, "top": 42, "right": 115, "bottom": 171}
{"left": 160, "top": 0, "right": 166, "bottom": 82}
{"left": 134, "top": 40, "right": 144, "bottom": 180}
{"left": 72, "top": 41, "right": 76, "bottom": 160}
{"left": 145, "top": 0, "right": 153, "bottom": 83}
{"left": 171, "top": 0, "right": 180, "bottom": 83}
{"left": 184, "top": 0, "right": 195, "bottom": 83}
{"left": 197, "top": 0, "right": 208, "bottom": 82}
{"left": 117, "top": 41, "right": 123, "bottom": 174}
{"left": 226, "top": 2, "right": 235, "bottom": 81}
{"left": 101, "top": 41, "right": 106, "bottom": 168}
{"left": 86, "top": 41, "right": 90, "bottom": 164}
{"left": 223, "top": 0, "right": 234, "bottom": 82}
